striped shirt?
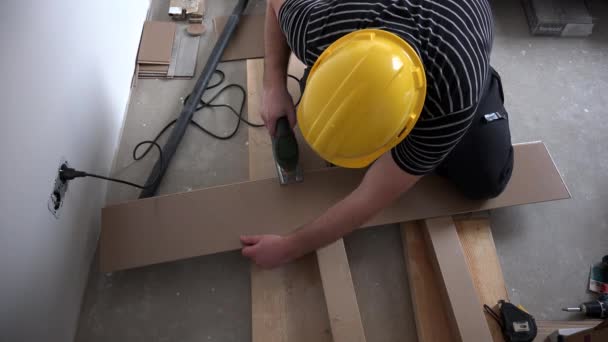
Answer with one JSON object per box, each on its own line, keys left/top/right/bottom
{"left": 278, "top": 0, "right": 494, "bottom": 175}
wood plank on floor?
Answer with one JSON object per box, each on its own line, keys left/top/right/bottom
{"left": 404, "top": 217, "right": 512, "bottom": 342}
{"left": 455, "top": 218, "right": 508, "bottom": 342}
{"left": 251, "top": 258, "right": 332, "bottom": 342}
{"left": 316, "top": 239, "right": 366, "bottom": 342}
{"left": 247, "top": 58, "right": 332, "bottom": 342}
{"left": 401, "top": 221, "right": 456, "bottom": 342}
{"left": 423, "top": 217, "right": 493, "bottom": 342}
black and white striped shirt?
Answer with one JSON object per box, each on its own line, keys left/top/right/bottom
{"left": 279, "top": 0, "right": 494, "bottom": 175}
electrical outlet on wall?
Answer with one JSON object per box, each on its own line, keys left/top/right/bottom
{"left": 48, "top": 158, "right": 69, "bottom": 218}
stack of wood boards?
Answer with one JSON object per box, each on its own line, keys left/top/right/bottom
{"left": 168, "top": 0, "right": 205, "bottom": 22}
{"left": 137, "top": 21, "right": 200, "bottom": 79}
{"left": 187, "top": 0, "right": 205, "bottom": 24}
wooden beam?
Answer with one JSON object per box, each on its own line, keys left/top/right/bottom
{"left": 403, "top": 218, "right": 512, "bottom": 342}
{"left": 247, "top": 58, "right": 331, "bottom": 342}
{"left": 250, "top": 259, "right": 332, "bottom": 342}
{"left": 423, "top": 217, "right": 493, "bottom": 342}
{"left": 401, "top": 221, "right": 457, "bottom": 342}
{"left": 455, "top": 218, "right": 508, "bottom": 342}
{"left": 248, "top": 57, "right": 365, "bottom": 342}
{"left": 317, "top": 239, "right": 367, "bottom": 342}
{"left": 101, "top": 141, "right": 569, "bottom": 272}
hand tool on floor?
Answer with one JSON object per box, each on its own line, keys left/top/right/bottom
{"left": 562, "top": 294, "right": 608, "bottom": 318}
{"left": 272, "top": 117, "right": 303, "bottom": 185}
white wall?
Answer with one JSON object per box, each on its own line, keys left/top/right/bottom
{"left": 0, "top": 1, "right": 150, "bottom": 340}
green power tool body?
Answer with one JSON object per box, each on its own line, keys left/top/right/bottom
{"left": 272, "top": 117, "right": 303, "bottom": 185}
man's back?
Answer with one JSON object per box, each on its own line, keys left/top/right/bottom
{"left": 280, "top": 0, "right": 493, "bottom": 116}
{"left": 279, "top": 0, "right": 495, "bottom": 174}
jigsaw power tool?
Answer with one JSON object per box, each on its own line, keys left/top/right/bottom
{"left": 272, "top": 117, "right": 303, "bottom": 185}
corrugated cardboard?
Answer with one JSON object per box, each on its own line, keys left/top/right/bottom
{"left": 213, "top": 15, "right": 265, "bottom": 61}
{"left": 138, "top": 21, "right": 177, "bottom": 64}
{"left": 100, "top": 142, "right": 569, "bottom": 272}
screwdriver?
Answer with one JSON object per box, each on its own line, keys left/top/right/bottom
{"left": 562, "top": 294, "right": 608, "bottom": 319}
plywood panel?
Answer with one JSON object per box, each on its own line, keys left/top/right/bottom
{"left": 100, "top": 142, "right": 569, "bottom": 272}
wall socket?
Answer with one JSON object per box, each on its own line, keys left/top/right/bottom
{"left": 48, "top": 158, "right": 69, "bottom": 218}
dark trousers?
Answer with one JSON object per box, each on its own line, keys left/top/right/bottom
{"left": 436, "top": 68, "right": 514, "bottom": 200}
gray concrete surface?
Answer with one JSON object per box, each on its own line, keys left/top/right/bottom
{"left": 490, "top": 0, "right": 608, "bottom": 320}
{"left": 76, "top": 0, "right": 608, "bottom": 340}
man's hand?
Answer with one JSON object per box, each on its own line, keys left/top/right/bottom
{"left": 262, "top": 86, "right": 296, "bottom": 136}
{"left": 240, "top": 234, "right": 294, "bottom": 269}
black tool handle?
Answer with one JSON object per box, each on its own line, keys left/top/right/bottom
{"left": 584, "top": 297, "right": 608, "bottom": 318}
{"left": 275, "top": 117, "right": 292, "bottom": 137}
{"left": 272, "top": 116, "right": 298, "bottom": 171}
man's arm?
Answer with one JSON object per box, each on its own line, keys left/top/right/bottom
{"left": 264, "top": 0, "right": 289, "bottom": 88}
{"left": 262, "top": 0, "right": 296, "bottom": 135}
{"left": 241, "top": 152, "right": 421, "bottom": 268}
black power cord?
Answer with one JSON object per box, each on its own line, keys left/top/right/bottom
{"left": 60, "top": 70, "right": 302, "bottom": 190}
{"left": 59, "top": 141, "right": 164, "bottom": 189}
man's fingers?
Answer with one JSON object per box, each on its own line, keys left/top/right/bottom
{"left": 240, "top": 235, "right": 262, "bottom": 245}
{"left": 267, "top": 119, "right": 277, "bottom": 137}
{"left": 242, "top": 245, "right": 257, "bottom": 258}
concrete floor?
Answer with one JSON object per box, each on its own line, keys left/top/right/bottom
{"left": 76, "top": 0, "right": 608, "bottom": 340}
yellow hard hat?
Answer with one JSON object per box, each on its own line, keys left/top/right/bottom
{"left": 297, "top": 29, "right": 426, "bottom": 168}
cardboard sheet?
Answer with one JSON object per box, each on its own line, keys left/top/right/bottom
{"left": 214, "top": 15, "right": 265, "bottom": 61}
{"left": 100, "top": 142, "right": 569, "bottom": 272}
{"left": 138, "top": 21, "right": 176, "bottom": 64}
{"left": 137, "top": 24, "right": 200, "bottom": 79}
{"left": 138, "top": 64, "right": 170, "bottom": 73}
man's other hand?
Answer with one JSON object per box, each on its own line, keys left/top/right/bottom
{"left": 240, "top": 234, "right": 293, "bottom": 269}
